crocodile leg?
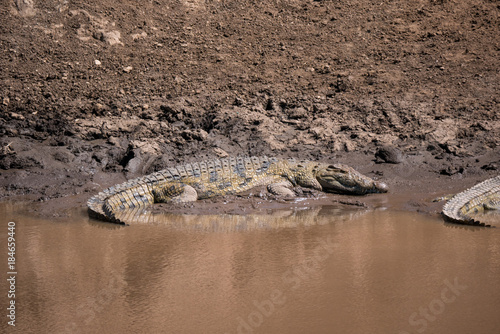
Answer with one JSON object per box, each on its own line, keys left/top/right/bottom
{"left": 152, "top": 183, "right": 198, "bottom": 203}
{"left": 267, "top": 181, "right": 296, "bottom": 197}
{"left": 484, "top": 197, "right": 500, "bottom": 210}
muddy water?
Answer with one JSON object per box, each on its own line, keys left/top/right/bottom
{"left": 1, "top": 203, "right": 500, "bottom": 334}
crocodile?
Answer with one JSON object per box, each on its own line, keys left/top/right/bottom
{"left": 87, "top": 156, "right": 388, "bottom": 224}
{"left": 441, "top": 175, "right": 500, "bottom": 227}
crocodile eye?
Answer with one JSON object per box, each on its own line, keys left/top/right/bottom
{"left": 326, "top": 165, "right": 348, "bottom": 173}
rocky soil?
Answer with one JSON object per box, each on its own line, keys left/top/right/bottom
{"left": 1, "top": 0, "right": 499, "bottom": 218}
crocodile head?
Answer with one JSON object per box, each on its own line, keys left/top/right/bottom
{"left": 314, "top": 164, "right": 388, "bottom": 195}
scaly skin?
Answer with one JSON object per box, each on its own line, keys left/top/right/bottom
{"left": 442, "top": 175, "right": 500, "bottom": 227}
{"left": 87, "top": 156, "right": 388, "bottom": 224}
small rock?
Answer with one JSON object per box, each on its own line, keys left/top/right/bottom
{"left": 94, "top": 59, "right": 101, "bottom": 65}
{"left": 99, "top": 30, "right": 123, "bottom": 46}
{"left": 344, "top": 141, "right": 356, "bottom": 152}
{"left": 440, "top": 166, "right": 464, "bottom": 176}
{"left": 375, "top": 146, "right": 404, "bottom": 164}
{"left": 123, "top": 66, "right": 133, "bottom": 73}
{"left": 107, "top": 136, "right": 121, "bottom": 146}
{"left": 181, "top": 129, "right": 208, "bottom": 141}
{"left": 214, "top": 147, "right": 229, "bottom": 158}
{"left": 125, "top": 155, "right": 143, "bottom": 174}
{"left": 131, "top": 31, "right": 147, "bottom": 40}
{"left": 92, "top": 103, "right": 106, "bottom": 115}
{"left": 197, "top": 129, "right": 209, "bottom": 140}
{"left": 10, "top": 112, "right": 25, "bottom": 120}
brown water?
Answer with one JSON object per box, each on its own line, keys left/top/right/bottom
{"left": 1, "top": 203, "right": 500, "bottom": 334}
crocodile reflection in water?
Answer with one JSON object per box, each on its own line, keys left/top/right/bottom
{"left": 89, "top": 205, "right": 370, "bottom": 232}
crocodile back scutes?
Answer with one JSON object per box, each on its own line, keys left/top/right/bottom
{"left": 87, "top": 156, "right": 282, "bottom": 224}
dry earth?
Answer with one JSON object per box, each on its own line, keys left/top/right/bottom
{"left": 0, "top": 0, "right": 499, "bottom": 218}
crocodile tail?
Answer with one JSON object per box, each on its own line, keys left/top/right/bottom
{"left": 442, "top": 175, "right": 500, "bottom": 226}
{"left": 87, "top": 180, "right": 155, "bottom": 225}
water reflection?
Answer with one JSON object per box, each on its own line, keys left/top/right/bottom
{"left": 1, "top": 203, "right": 499, "bottom": 334}
{"left": 106, "top": 204, "right": 368, "bottom": 231}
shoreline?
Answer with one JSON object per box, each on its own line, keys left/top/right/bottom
{"left": 1, "top": 148, "right": 498, "bottom": 223}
